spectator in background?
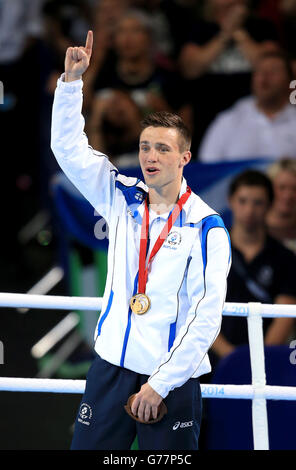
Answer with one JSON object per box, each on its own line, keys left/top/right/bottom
{"left": 0, "top": 0, "right": 45, "bottom": 275}
{"left": 0, "top": 0, "right": 44, "bottom": 66}
{"left": 210, "top": 170, "right": 296, "bottom": 364}
{"left": 267, "top": 158, "right": 296, "bottom": 254}
{"left": 0, "top": 0, "right": 45, "bottom": 168}
{"left": 42, "top": 0, "right": 130, "bottom": 99}
{"left": 87, "top": 8, "right": 192, "bottom": 167}
{"left": 42, "top": 0, "right": 95, "bottom": 94}
{"left": 178, "top": 0, "right": 279, "bottom": 151}
{"left": 39, "top": 0, "right": 131, "bottom": 205}
{"left": 38, "top": 0, "right": 95, "bottom": 210}
{"left": 198, "top": 51, "right": 296, "bottom": 162}
{"left": 129, "top": 0, "right": 199, "bottom": 61}
{"left": 81, "top": 0, "right": 131, "bottom": 108}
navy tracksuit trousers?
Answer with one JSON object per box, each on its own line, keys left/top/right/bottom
{"left": 71, "top": 353, "right": 202, "bottom": 450}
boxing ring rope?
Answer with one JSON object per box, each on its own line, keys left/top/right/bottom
{"left": 0, "top": 292, "right": 102, "bottom": 311}
{"left": 1, "top": 377, "right": 296, "bottom": 399}
{"left": 0, "top": 294, "right": 296, "bottom": 450}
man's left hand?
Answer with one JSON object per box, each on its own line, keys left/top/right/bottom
{"left": 131, "top": 383, "right": 163, "bottom": 422}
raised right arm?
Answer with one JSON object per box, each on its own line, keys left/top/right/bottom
{"left": 50, "top": 31, "right": 118, "bottom": 224}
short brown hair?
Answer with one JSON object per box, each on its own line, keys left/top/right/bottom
{"left": 140, "top": 111, "right": 191, "bottom": 152}
{"left": 228, "top": 169, "right": 274, "bottom": 204}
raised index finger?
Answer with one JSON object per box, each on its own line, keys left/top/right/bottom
{"left": 85, "top": 30, "right": 93, "bottom": 55}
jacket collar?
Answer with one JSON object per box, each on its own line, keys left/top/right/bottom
{"left": 135, "top": 177, "right": 218, "bottom": 224}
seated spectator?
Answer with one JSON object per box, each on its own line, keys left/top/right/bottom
{"left": 180, "top": 0, "right": 279, "bottom": 79}
{"left": 0, "top": 0, "right": 45, "bottom": 267}
{"left": 129, "top": 0, "right": 198, "bottom": 61}
{"left": 198, "top": 51, "right": 296, "bottom": 162}
{"left": 81, "top": 0, "right": 131, "bottom": 108}
{"left": 87, "top": 8, "right": 192, "bottom": 166}
{"left": 42, "top": 0, "right": 94, "bottom": 84}
{"left": 88, "top": 89, "right": 142, "bottom": 167}
{"left": 267, "top": 158, "right": 296, "bottom": 253}
{"left": 211, "top": 170, "right": 296, "bottom": 364}
{"left": 42, "top": 0, "right": 125, "bottom": 99}
{"left": 178, "top": 0, "right": 280, "bottom": 150}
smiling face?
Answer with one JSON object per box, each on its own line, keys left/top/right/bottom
{"left": 138, "top": 126, "right": 191, "bottom": 193}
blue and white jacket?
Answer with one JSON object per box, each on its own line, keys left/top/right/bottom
{"left": 51, "top": 75, "right": 231, "bottom": 399}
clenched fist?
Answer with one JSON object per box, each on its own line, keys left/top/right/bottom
{"left": 64, "top": 30, "right": 93, "bottom": 82}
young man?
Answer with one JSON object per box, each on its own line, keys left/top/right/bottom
{"left": 51, "top": 31, "right": 231, "bottom": 450}
{"left": 212, "top": 170, "right": 296, "bottom": 361}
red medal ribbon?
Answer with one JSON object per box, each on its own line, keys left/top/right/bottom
{"left": 138, "top": 186, "right": 191, "bottom": 294}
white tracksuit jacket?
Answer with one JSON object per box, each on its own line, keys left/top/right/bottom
{"left": 51, "top": 75, "right": 231, "bottom": 399}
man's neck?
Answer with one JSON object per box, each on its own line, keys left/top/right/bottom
{"left": 148, "top": 182, "right": 182, "bottom": 215}
{"left": 231, "top": 224, "right": 266, "bottom": 261}
{"left": 256, "top": 96, "right": 289, "bottom": 119}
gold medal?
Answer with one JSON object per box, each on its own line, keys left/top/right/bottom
{"left": 130, "top": 293, "right": 151, "bottom": 315}
{"left": 132, "top": 187, "right": 191, "bottom": 317}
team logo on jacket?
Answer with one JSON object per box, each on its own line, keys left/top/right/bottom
{"left": 165, "top": 231, "right": 182, "bottom": 248}
{"left": 134, "top": 192, "right": 144, "bottom": 202}
{"left": 78, "top": 403, "right": 93, "bottom": 426}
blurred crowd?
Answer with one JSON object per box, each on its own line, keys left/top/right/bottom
{"left": 1, "top": 0, "right": 296, "bottom": 449}
{"left": 2, "top": 1, "right": 296, "bottom": 167}
{"left": 0, "top": 3, "right": 295, "bottom": 328}
{"left": 43, "top": 0, "right": 296, "bottom": 164}
{"left": 0, "top": 0, "right": 296, "bottom": 342}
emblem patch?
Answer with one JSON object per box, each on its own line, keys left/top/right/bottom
{"left": 78, "top": 403, "right": 93, "bottom": 426}
{"left": 166, "top": 231, "right": 182, "bottom": 246}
